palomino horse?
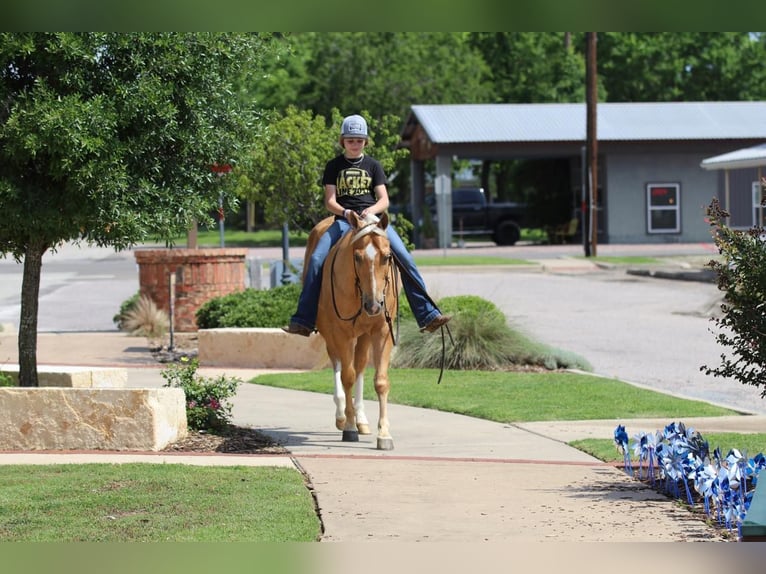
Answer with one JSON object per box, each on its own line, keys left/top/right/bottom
{"left": 304, "top": 212, "right": 400, "bottom": 450}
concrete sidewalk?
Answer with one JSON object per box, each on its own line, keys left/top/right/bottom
{"left": 0, "top": 331, "right": 753, "bottom": 541}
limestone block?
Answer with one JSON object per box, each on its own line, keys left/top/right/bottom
{"left": 0, "top": 388, "right": 187, "bottom": 451}
{"left": 198, "top": 328, "right": 330, "bottom": 369}
{"left": 0, "top": 365, "right": 128, "bottom": 388}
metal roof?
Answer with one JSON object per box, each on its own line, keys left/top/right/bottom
{"left": 700, "top": 142, "right": 766, "bottom": 171}
{"left": 406, "top": 102, "right": 766, "bottom": 144}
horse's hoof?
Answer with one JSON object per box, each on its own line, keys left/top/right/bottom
{"left": 342, "top": 430, "right": 359, "bottom": 442}
{"left": 376, "top": 437, "right": 394, "bottom": 451}
{"left": 357, "top": 423, "right": 371, "bottom": 435}
{"left": 335, "top": 418, "right": 345, "bottom": 431}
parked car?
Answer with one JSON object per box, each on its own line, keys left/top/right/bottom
{"left": 425, "top": 187, "right": 527, "bottom": 246}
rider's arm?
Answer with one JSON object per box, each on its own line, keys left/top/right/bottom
{"left": 360, "top": 184, "right": 389, "bottom": 219}
{"left": 324, "top": 184, "right": 346, "bottom": 218}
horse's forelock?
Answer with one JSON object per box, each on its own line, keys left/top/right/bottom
{"left": 350, "top": 222, "right": 387, "bottom": 245}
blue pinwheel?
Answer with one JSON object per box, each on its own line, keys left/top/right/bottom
{"left": 693, "top": 462, "right": 717, "bottom": 515}
{"left": 614, "top": 425, "right": 632, "bottom": 475}
{"left": 616, "top": 420, "right": 765, "bottom": 537}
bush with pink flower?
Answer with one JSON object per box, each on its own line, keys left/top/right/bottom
{"left": 161, "top": 358, "right": 241, "bottom": 431}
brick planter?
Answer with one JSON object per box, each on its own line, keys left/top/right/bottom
{"left": 134, "top": 249, "right": 247, "bottom": 332}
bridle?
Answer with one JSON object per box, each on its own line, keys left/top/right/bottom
{"left": 329, "top": 222, "right": 398, "bottom": 345}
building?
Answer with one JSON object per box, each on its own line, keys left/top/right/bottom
{"left": 701, "top": 143, "right": 766, "bottom": 230}
{"left": 399, "top": 102, "right": 766, "bottom": 246}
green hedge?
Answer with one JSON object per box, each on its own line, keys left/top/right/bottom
{"left": 195, "top": 283, "right": 301, "bottom": 329}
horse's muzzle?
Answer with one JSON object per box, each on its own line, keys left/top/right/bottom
{"left": 362, "top": 296, "right": 384, "bottom": 316}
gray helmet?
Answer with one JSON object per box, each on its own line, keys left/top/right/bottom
{"left": 340, "top": 115, "right": 368, "bottom": 139}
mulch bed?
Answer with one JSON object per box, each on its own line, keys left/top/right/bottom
{"left": 162, "top": 425, "right": 288, "bottom": 455}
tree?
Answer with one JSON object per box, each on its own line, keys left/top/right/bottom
{"left": 283, "top": 33, "right": 491, "bottom": 124}
{"left": 469, "top": 32, "right": 586, "bottom": 104}
{"left": 237, "top": 106, "right": 409, "bottom": 235}
{"left": 595, "top": 33, "right": 766, "bottom": 102}
{"left": 701, "top": 192, "right": 766, "bottom": 398}
{"left": 0, "top": 32, "right": 274, "bottom": 386}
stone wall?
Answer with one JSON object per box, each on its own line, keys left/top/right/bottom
{"left": 198, "top": 328, "right": 331, "bottom": 369}
{"left": 0, "top": 365, "right": 127, "bottom": 388}
{"left": 134, "top": 248, "right": 247, "bottom": 332}
{"left": 0, "top": 388, "right": 187, "bottom": 451}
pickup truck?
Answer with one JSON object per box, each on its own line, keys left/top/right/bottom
{"left": 425, "top": 187, "right": 526, "bottom": 246}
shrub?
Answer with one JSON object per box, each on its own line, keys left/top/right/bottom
{"left": 161, "top": 357, "right": 241, "bottom": 431}
{"left": 395, "top": 289, "right": 414, "bottom": 321}
{"left": 702, "top": 193, "right": 766, "bottom": 397}
{"left": 121, "top": 295, "right": 169, "bottom": 339}
{"left": 0, "top": 371, "right": 14, "bottom": 387}
{"left": 196, "top": 283, "right": 301, "bottom": 329}
{"left": 392, "top": 294, "right": 592, "bottom": 371}
{"left": 113, "top": 292, "right": 140, "bottom": 330}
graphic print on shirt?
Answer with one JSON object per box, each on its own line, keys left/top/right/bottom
{"left": 336, "top": 167, "right": 373, "bottom": 198}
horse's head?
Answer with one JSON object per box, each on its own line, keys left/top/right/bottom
{"left": 348, "top": 212, "right": 393, "bottom": 317}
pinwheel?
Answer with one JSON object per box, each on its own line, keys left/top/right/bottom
{"left": 616, "top": 420, "right": 765, "bottom": 537}
{"left": 645, "top": 432, "right": 659, "bottom": 485}
{"left": 693, "top": 462, "right": 717, "bottom": 515}
{"left": 614, "top": 425, "right": 632, "bottom": 475}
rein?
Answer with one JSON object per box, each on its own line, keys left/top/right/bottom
{"left": 329, "top": 223, "right": 398, "bottom": 346}
{"left": 391, "top": 251, "right": 453, "bottom": 384}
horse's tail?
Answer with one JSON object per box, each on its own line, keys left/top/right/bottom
{"left": 302, "top": 216, "right": 336, "bottom": 282}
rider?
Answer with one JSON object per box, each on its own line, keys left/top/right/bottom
{"left": 283, "top": 114, "right": 450, "bottom": 337}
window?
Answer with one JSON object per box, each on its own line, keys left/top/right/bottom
{"left": 646, "top": 183, "right": 680, "bottom": 233}
{"left": 753, "top": 181, "right": 765, "bottom": 227}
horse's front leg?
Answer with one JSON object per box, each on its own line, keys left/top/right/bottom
{"left": 332, "top": 362, "right": 369, "bottom": 434}
{"left": 352, "top": 335, "right": 372, "bottom": 435}
{"left": 332, "top": 361, "right": 346, "bottom": 431}
{"left": 331, "top": 354, "right": 360, "bottom": 442}
{"left": 371, "top": 337, "right": 394, "bottom": 451}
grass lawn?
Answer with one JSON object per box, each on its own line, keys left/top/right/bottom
{"left": 251, "top": 368, "right": 737, "bottom": 422}
{"left": 0, "top": 464, "right": 320, "bottom": 542}
{"left": 175, "top": 227, "right": 548, "bottom": 251}
{"left": 413, "top": 255, "right": 534, "bottom": 266}
{"left": 175, "top": 228, "right": 309, "bottom": 248}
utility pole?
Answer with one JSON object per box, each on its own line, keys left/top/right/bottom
{"left": 585, "top": 32, "right": 598, "bottom": 257}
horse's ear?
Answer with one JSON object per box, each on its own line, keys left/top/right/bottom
{"left": 378, "top": 212, "right": 389, "bottom": 229}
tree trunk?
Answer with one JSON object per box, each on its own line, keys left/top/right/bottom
{"left": 18, "top": 240, "right": 46, "bottom": 387}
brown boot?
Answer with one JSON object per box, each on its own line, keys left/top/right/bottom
{"left": 282, "top": 323, "right": 313, "bottom": 337}
{"left": 420, "top": 314, "right": 451, "bottom": 333}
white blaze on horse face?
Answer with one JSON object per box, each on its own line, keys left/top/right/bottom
{"left": 365, "top": 242, "right": 377, "bottom": 290}
{"left": 362, "top": 242, "right": 383, "bottom": 315}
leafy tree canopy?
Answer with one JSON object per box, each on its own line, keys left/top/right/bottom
{"left": 596, "top": 32, "right": 766, "bottom": 102}
{"left": 254, "top": 32, "right": 491, "bottom": 123}
{"left": 469, "top": 32, "right": 587, "bottom": 103}
{"left": 0, "top": 32, "right": 277, "bottom": 386}
{"left": 237, "top": 107, "right": 408, "bottom": 234}
{"left": 0, "top": 32, "right": 275, "bottom": 260}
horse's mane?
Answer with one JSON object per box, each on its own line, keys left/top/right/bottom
{"left": 302, "top": 213, "right": 389, "bottom": 282}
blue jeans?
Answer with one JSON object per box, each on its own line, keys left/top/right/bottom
{"left": 290, "top": 219, "right": 440, "bottom": 330}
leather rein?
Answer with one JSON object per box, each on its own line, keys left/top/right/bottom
{"left": 329, "top": 223, "right": 398, "bottom": 346}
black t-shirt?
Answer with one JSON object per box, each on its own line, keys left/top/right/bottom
{"left": 322, "top": 154, "right": 387, "bottom": 214}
